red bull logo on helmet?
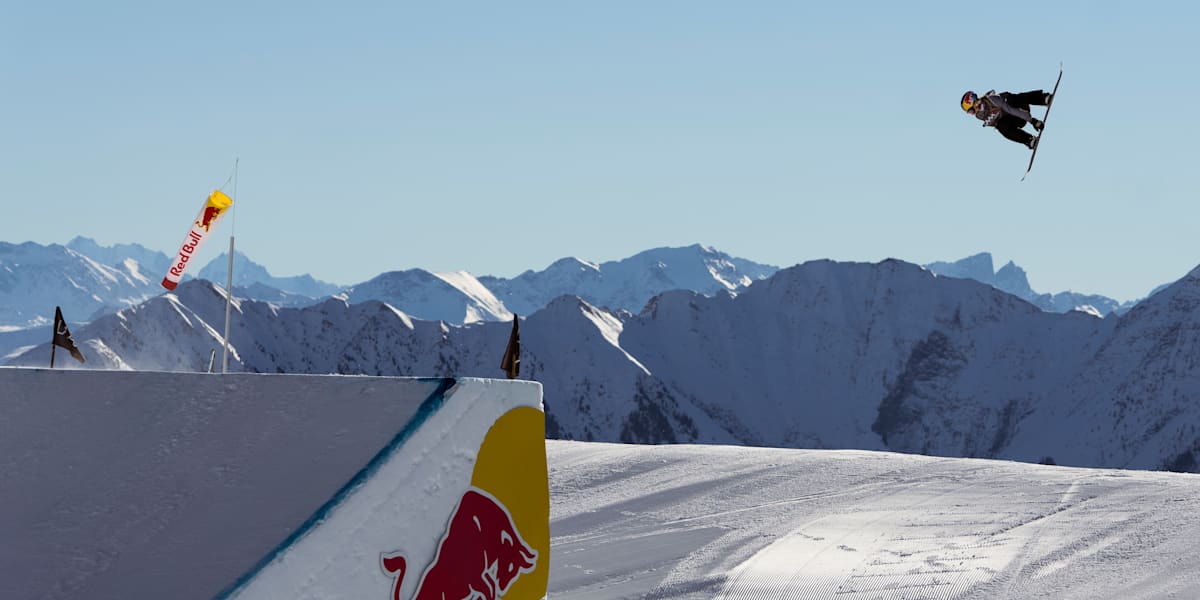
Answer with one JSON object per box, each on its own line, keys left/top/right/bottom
{"left": 380, "top": 405, "right": 549, "bottom": 600}
{"left": 382, "top": 487, "right": 538, "bottom": 600}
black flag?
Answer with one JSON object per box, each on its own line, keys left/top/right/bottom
{"left": 500, "top": 314, "right": 520, "bottom": 379}
{"left": 51, "top": 306, "right": 85, "bottom": 366}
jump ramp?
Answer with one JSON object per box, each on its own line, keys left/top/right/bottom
{"left": 0, "top": 369, "right": 549, "bottom": 600}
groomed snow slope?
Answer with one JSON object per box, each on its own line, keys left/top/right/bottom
{"left": 548, "top": 441, "right": 1200, "bottom": 599}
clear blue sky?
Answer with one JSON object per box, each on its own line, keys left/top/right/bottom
{"left": 3, "top": 1, "right": 1196, "bottom": 301}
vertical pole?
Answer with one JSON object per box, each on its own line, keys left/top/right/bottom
{"left": 222, "top": 235, "right": 234, "bottom": 373}
{"left": 50, "top": 341, "right": 56, "bottom": 369}
{"left": 221, "top": 158, "right": 239, "bottom": 374}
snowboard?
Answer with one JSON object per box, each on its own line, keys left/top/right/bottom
{"left": 1022, "top": 64, "right": 1064, "bottom": 181}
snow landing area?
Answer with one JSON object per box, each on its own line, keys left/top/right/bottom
{"left": 547, "top": 441, "right": 1200, "bottom": 600}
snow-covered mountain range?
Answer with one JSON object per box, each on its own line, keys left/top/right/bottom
{"left": 0, "top": 241, "right": 161, "bottom": 327}
{"left": 10, "top": 257, "right": 1200, "bottom": 474}
{"left": 479, "top": 244, "right": 778, "bottom": 315}
{"left": 65, "top": 236, "right": 172, "bottom": 277}
{"left": 0, "top": 240, "right": 778, "bottom": 328}
{"left": 4, "top": 239, "right": 1139, "bottom": 335}
{"left": 0, "top": 240, "right": 340, "bottom": 328}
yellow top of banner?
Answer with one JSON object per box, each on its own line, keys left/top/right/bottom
{"left": 208, "top": 190, "right": 233, "bottom": 209}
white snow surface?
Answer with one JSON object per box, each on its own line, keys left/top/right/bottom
{"left": 547, "top": 440, "right": 1200, "bottom": 599}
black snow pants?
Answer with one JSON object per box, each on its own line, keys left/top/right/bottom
{"left": 994, "top": 90, "right": 1048, "bottom": 147}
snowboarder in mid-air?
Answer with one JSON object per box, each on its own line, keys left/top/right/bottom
{"left": 961, "top": 89, "right": 1052, "bottom": 149}
{"left": 963, "top": 66, "right": 1063, "bottom": 180}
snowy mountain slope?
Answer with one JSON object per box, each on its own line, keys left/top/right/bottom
{"left": 341, "top": 269, "right": 512, "bottom": 324}
{"left": 198, "top": 251, "right": 342, "bottom": 300}
{"left": 925, "top": 252, "right": 1139, "bottom": 315}
{"left": 0, "top": 325, "right": 54, "bottom": 361}
{"left": 620, "top": 259, "right": 1107, "bottom": 454}
{"left": 547, "top": 440, "right": 1200, "bottom": 600}
{"left": 0, "top": 241, "right": 162, "bottom": 327}
{"left": 612, "top": 259, "right": 1200, "bottom": 471}
{"left": 231, "top": 282, "right": 323, "bottom": 308}
{"left": 516, "top": 296, "right": 736, "bottom": 446}
{"left": 1008, "top": 264, "right": 1200, "bottom": 471}
{"left": 65, "top": 236, "right": 172, "bottom": 275}
{"left": 479, "top": 244, "right": 778, "bottom": 315}
{"left": 11, "top": 258, "right": 1200, "bottom": 473}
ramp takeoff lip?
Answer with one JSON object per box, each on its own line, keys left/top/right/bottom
{"left": 216, "top": 377, "right": 458, "bottom": 600}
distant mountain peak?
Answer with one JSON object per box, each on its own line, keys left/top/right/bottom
{"left": 480, "top": 244, "right": 778, "bottom": 317}
{"left": 924, "top": 252, "right": 1140, "bottom": 316}
{"left": 343, "top": 268, "right": 510, "bottom": 324}
{"left": 545, "top": 257, "right": 601, "bottom": 273}
{"left": 925, "top": 252, "right": 995, "bottom": 285}
{"left": 198, "top": 251, "right": 342, "bottom": 300}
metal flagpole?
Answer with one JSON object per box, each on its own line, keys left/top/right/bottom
{"left": 223, "top": 235, "right": 234, "bottom": 373}
{"left": 222, "top": 159, "right": 238, "bottom": 373}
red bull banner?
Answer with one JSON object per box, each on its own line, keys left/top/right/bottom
{"left": 161, "top": 189, "right": 233, "bottom": 290}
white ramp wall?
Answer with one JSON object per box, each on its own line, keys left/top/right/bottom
{"left": 0, "top": 368, "right": 547, "bottom": 600}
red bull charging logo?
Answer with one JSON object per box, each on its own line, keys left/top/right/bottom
{"left": 379, "top": 405, "right": 549, "bottom": 600}
{"left": 381, "top": 487, "right": 538, "bottom": 600}
{"left": 196, "top": 204, "right": 224, "bottom": 232}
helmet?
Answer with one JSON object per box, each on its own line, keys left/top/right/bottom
{"left": 961, "top": 91, "right": 979, "bottom": 114}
